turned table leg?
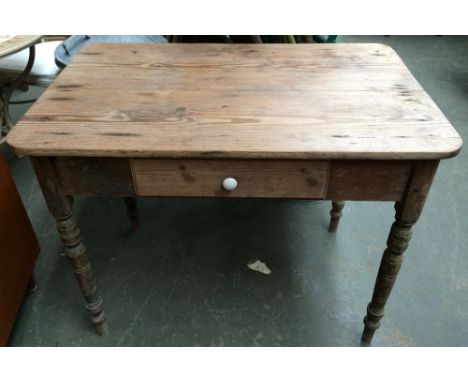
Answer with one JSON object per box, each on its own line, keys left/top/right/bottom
{"left": 31, "top": 157, "right": 108, "bottom": 335}
{"left": 361, "top": 213, "right": 411, "bottom": 343}
{"left": 361, "top": 161, "right": 439, "bottom": 344}
{"left": 124, "top": 197, "right": 139, "bottom": 232}
{"left": 328, "top": 201, "right": 345, "bottom": 233}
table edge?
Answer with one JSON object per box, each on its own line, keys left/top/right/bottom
{"left": 5, "top": 138, "right": 463, "bottom": 161}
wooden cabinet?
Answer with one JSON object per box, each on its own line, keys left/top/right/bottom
{"left": 0, "top": 152, "right": 39, "bottom": 346}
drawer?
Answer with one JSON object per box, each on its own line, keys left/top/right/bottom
{"left": 131, "top": 159, "right": 330, "bottom": 198}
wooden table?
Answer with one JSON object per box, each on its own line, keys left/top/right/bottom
{"left": 6, "top": 43, "right": 462, "bottom": 344}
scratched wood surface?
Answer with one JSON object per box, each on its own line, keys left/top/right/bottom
{"left": 131, "top": 159, "right": 329, "bottom": 198}
{"left": 7, "top": 43, "right": 462, "bottom": 159}
{"left": 49, "top": 156, "right": 412, "bottom": 201}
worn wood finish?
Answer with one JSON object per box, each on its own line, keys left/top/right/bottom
{"left": 0, "top": 152, "right": 40, "bottom": 346}
{"left": 361, "top": 160, "right": 439, "bottom": 344}
{"left": 395, "top": 161, "right": 440, "bottom": 225}
{"left": 26, "top": 155, "right": 446, "bottom": 344}
{"left": 326, "top": 160, "right": 412, "bottom": 200}
{"left": 53, "top": 157, "right": 134, "bottom": 197}
{"left": 131, "top": 159, "right": 329, "bottom": 198}
{"left": 7, "top": 44, "right": 461, "bottom": 159}
{"left": 47, "top": 157, "right": 414, "bottom": 202}
{"left": 30, "top": 157, "right": 108, "bottom": 336}
{"left": 5, "top": 43, "right": 461, "bottom": 344}
{"left": 42, "top": 157, "right": 413, "bottom": 201}
{"left": 328, "top": 201, "right": 345, "bottom": 233}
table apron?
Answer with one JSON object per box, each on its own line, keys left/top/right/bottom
{"left": 51, "top": 156, "right": 414, "bottom": 201}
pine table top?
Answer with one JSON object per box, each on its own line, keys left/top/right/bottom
{"left": 7, "top": 43, "right": 462, "bottom": 159}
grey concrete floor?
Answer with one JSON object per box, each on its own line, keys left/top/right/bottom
{"left": 2, "top": 36, "right": 468, "bottom": 346}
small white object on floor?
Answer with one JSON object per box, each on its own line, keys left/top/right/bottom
{"left": 247, "top": 260, "right": 272, "bottom": 275}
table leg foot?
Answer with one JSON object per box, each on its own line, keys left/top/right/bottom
{"left": 328, "top": 201, "right": 345, "bottom": 233}
{"left": 124, "top": 197, "right": 139, "bottom": 232}
{"left": 361, "top": 304, "right": 385, "bottom": 344}
{"left": 94, "top": 320, "right": 109, "bottom": 336}
{"left": 85, "top": 295, "right": 108, "bottom": 335}
{"left": 361, "top": 325, "right": 375, "bottom": 345}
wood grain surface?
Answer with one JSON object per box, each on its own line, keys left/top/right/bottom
{"left": 45, "top": 156, "right": 412, "bottom": 201}
{"left": 53, "top": 157, "right": 135, "bottom": 196}
{"left": 326, "top": 160, "right": 411, "bottom": 200}
{"left": 131, "top": 159, "right": 329, "bottom": 198}
{"left": 7, "top": 43, "right": 462, "bottom": 159}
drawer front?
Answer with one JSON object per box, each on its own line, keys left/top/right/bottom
{"left": 131, "top": 159, "right": 329, "bottom": 198}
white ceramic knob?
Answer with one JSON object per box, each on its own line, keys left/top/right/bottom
{"left": 222, "top": 177, "right": 238, "bottom": 191}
